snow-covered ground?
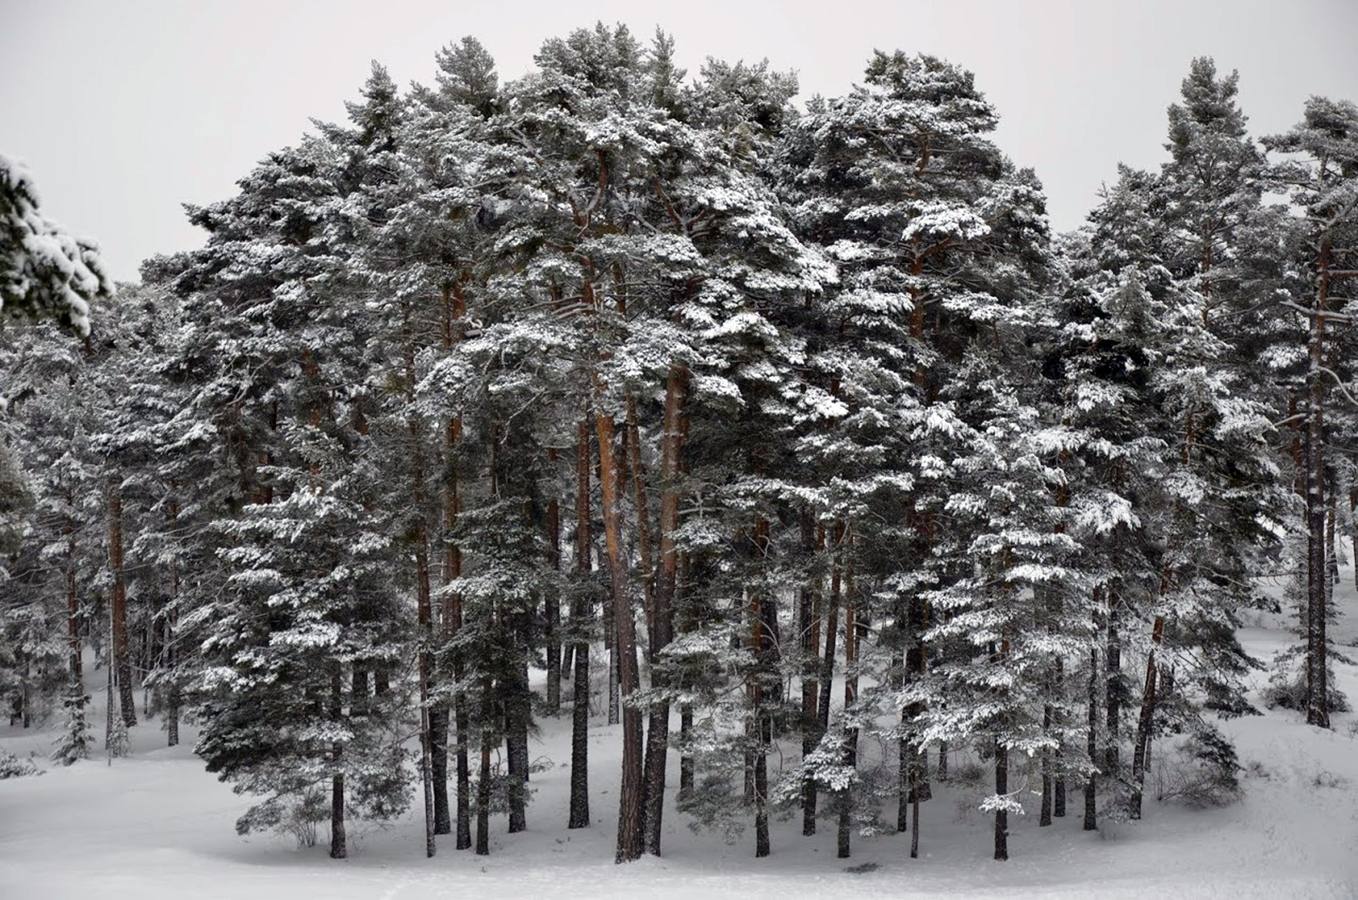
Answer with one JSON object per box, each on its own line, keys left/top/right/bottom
{"left": 3, "top": 572, "right": 1356, "bottom": 900}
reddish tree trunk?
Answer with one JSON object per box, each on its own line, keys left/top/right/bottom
{"left": 595, "top": 409, "right": 643, "bottom": 862}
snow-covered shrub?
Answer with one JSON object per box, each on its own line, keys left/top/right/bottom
{"left": 1309, "top": 768, "right": 1348, "bottom": 790}
{"left": 1262, "top": 645, "right": 1351, "bottom": 715}
{"left": 284, "top": 789, "right": 327, "bottom": 848}
{"left": 1153, "top": 726, "right": 1242, "bottom": 809}
{"left": 50, "top": 684, "right": 92, "bottom": 766}
{"left": 676, "top": 771, "right": 747, "bottom": 844}
{"left": 104, "top": 709, "right": 130, "bottom": 761}
{"left": 236, "top": 788, "right": 328, "bottom": 847}
{"left": 0, "top": 749, "right": 42, "bottom": 779}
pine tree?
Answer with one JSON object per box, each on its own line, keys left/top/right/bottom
{"left": 0, "top": 154, "right": 111, "bottom": 336}
{"left": 1263, "top": 96, "right": 1358, "bottom": 729}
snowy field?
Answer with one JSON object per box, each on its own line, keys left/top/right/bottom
{"left": 2, "top": 575, "right": 1355, "bottom": 900}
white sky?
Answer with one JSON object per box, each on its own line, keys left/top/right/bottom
{"left": 4, "top": 0, "right": 1357, "bottom": 282}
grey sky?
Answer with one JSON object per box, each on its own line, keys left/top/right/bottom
{"left": 4, "top": 0, "right": 1357, "bottom": 282}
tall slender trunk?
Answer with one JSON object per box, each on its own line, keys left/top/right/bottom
{"left": 475, "top": 721, "right": 491, "bottom": 855}
{"left": 545, "top": 448, "right": 562, "bottom": 714}
{"left": 817, "top": 523, "right": 843, "bottom": 732}
{"left": 678, "top": 705, "right": 694, "bottom": 799}
{"left": 1104, "top": 598, "right": 1121, "bottom": 775}
{"left": 439, "top": 282, "right": 471, "bottom": 848}
{"left": 569, "top": 420, "right": 593, "bottom": 830}
{"left": 107, "top": 480, "right": 135, "bottom": 728}
{"left": 329, "top": 665, "right": 347, "bottom": 859}
{"left": 1305, "top": 236, "right": 1332, "bottom": 728}
{"left": 404, "top": 322, "right": 437, "bottom": 859}
{"left": 1040, "top": 699, "right": 1053, "bottom": 827}
{"left": 994, "top": 737, "right": 1009, "bottom": 861}
{"left": 1053, "top": 658, "right": 1065, "bottom": 818}
{"left": 1349, "top": 487, "right": 1357, "bottom": 592}
{"left": 1130, "top": 615, "right": 1165, "bottom": 819}
{"left": 506, "top": 658, "right": 529, "bottom": 833}
{"left": 596, "top": 409, "right": 644, "bottom": 862}
{"left": 1083, "top": 646, "right": 1099, "bottom": 831}
{"left": 837, "top": 541, "right": 858, "bottom": 859}
{"left": 643, "top": 365, "right": 685, "bottom": 855}
{"left": 905, "top": 589, "right": 931, "bottom": 807}
{"left": 750, "top": 517, "right": 773, "bottom": 859}
{"left": 800, "top": 512, "right": 822, "bottom": 836}
{"left": 165, "top": 494, "right": 181, "bottom": 747}
{"left": 1326, "top": 496, "right": 1339, "bottom": 584}
{"left": 430, "top": 703, "right": 450, "bottom": 835}
{"left": 65, "top": 516, "right": 81, "bottom": 682}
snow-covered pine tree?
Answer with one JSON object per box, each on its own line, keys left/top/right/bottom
{"left": 1262, "top": 96, "right": 1358, "bottom": 729}
{"left": 0, "top": 154, "right": 111, "bottom": 336}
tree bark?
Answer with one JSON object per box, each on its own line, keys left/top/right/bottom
{"left": 1105, "top": 598, "right": 1121, "bottom": 775}
{"left": 439, "top": 280, "right": 471, "bottom": 849}
{"left": 1040, "top": 699, "right": 1053, "bottom": 827}
{"left": 65, "top": 518, "right": 81, "bottom": 682}
{"left": 750, "top": 517, "right": 773, "bottom": 859}
{"left": 569, "top": 420, "right": 592, "bottom": 830}
{"left": 545, "top": 448, "right": 562, "bottom": 714}
{"left": 596, "top": 409, "right": 644, "bottom": 862}
{"left": 1349, "top": 486, "right": 1357, "bottom": 592}
{"left": 165, "top": 494, "right": 181, "bottom": 747}
{"left": 1084, "top": 647, "right": 1098, "bottom": 831}
{"left": 329, "top": 666, "right": 347, "bottom": 859}
{"left": 1305, "top": 236, "right": 1332, "bottom": 728}
{"left": 1054, "top": 657, "right": 1066, "bottom": 818}
{"left": 506, "top": 651, "right": 529, "bottom": 833}
{"left": 107, "top": 480, "right": 136, "bottom": 728}
{"left": 1130, "top": 615, "right": 1165, "bottom": 819}
{"left": 837, "top": 543, "right": 857, "bottom": 860}
{"left": 404, "top": 323, "right": 437, "bottom": 859}
{"left": 800, "top": 512, "right": 822, "bottom": 837}
{"left": 475, "top": 726, "right": 491, "bottom": 855}
{"left": 994, "top": 738, "right": 1009, "bottom": 861}
{"left": 642, "top": 365, "right": 685, "bottom": 855}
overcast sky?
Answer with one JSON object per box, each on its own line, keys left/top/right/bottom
{"left": 4, "top": 0, "right": 1357, "bottom": 282}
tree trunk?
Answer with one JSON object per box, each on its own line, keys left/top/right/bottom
{"left": 431, "top": 706, "right": 450, "bottom": 835}
{"left": 596, "top": 410, "right": 644, "bottom": 863}
{"left": 65, "top": 520, "right": 80, "bottom": 682}
{"left": 1327, "top": 495, "right": 1339, "bottom": 585}
{"left": 545, "top": 449, "right": 562, "bottom": 714}
{"left": 1349, "top": 486, "right": 1357, "bottom": 592}
{"left": 816, "top": 523, "right": 843, "bottom": 733}
{"left": 1130, "top": 616, "right": 1165, "bottom": 819}
{"left": 1084, "top": 647, "right": 1098, "bottom": 831}
{"left": 506, "top": 652, "right": 529, "bottom": 833}
{"left": 475, "top": 726, "right": 491, "bottom": 855}
{"left": 678, "top": 704, "right": 694, "bottom": 800}
{"left": 1040, "top": 700, "right": 1053, "bottom": 827}
{"left": 994, "top": 738, "right": 1009, "bottom": 861}
{"left": 107, "top": 481, "right": 136, "bottom": 728}
{"left": 165, "top": 496, "right": 180, "bottom": 747}
{"left": 404, "top": 331, "right": 438, "bottom": 859}
{"left": 440, "top": 280, "right": 471, "bottom": 849}
{"left": 749, "top": 518, "right": 774, "bottom": 859}
{"left": 569, "top": 420, "right": 592, "bottom": 830}
{"left": 330, "top": 665, "right": 347, "bottom": 859}
{"left": 329, "top": 773, "right": 346, "bottom": 859}
{"left": 800, "top": 512, "right": 822, "bottom": 837}
{"left": 837, "top": 545, "right": 858, "bottom": 860}
{"left": 1305, "top": 236, "right": 1332, "bottom": 728}
{"left": 1105, "top": 599, "right": 1121, "bottom": 775}
{"left": 642, "top": 366, "right": 685, "bottom": 856}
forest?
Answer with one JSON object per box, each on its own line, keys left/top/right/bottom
{"left": 2, "top": 21, "right": 1357, "bottom": 890}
